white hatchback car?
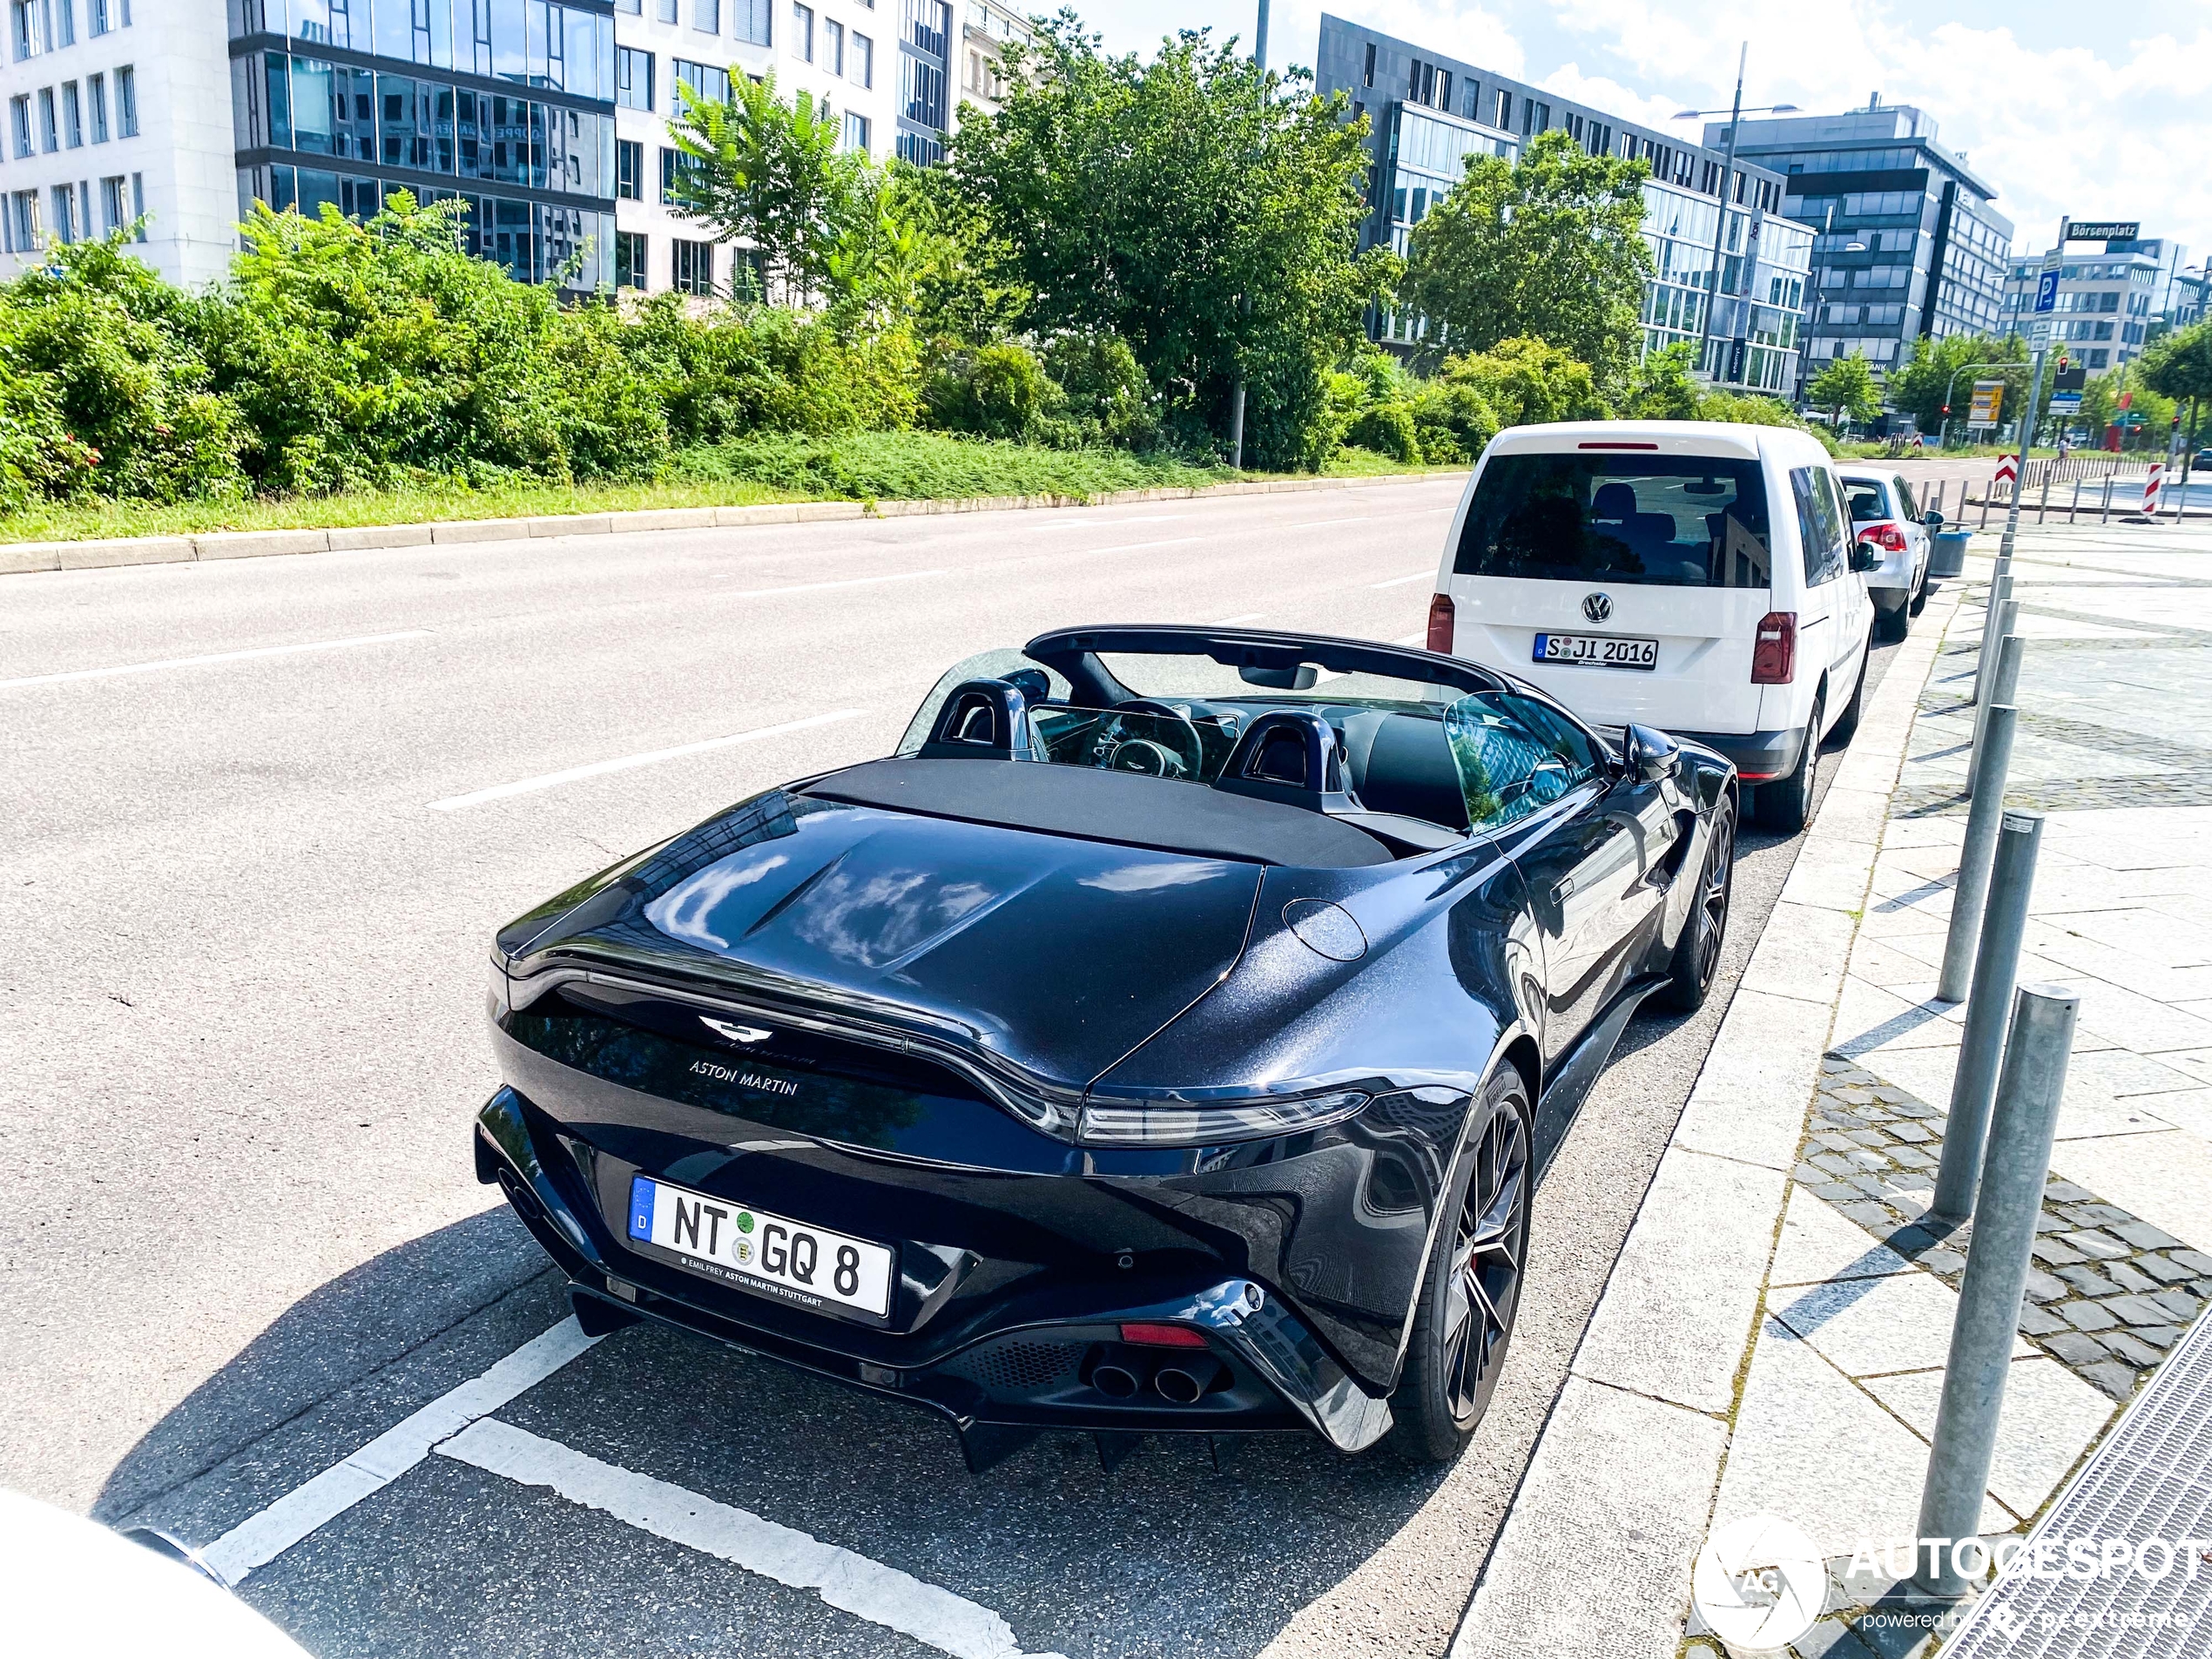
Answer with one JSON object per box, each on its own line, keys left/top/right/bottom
{"left": 1426, "top": 421, "right": 1876, "bottom": 833}
{"left": 1837, "top": 466, "right": 1935, "bottom": 640}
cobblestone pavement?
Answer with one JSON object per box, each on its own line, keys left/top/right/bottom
{"left": 1800, "top": 1056, "right": 2211, "bottom": 1403}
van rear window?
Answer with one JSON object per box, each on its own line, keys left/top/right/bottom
{"left": 1453, "top": 455, "right": 1774, "bottom": 590}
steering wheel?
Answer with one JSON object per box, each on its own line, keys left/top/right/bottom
{"left": 1100, "top": 699, "right": 1204, "bottom": 779}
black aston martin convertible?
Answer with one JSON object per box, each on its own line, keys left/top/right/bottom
{"left": 475, "top": 625, "right": 1737, "bottom": 1468}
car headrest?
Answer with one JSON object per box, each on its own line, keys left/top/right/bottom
{"left": 1211, "top": 710, "right": 1361, "bottom": 813}
{"left": 918, "top": 678, "right": 1040, "bottom": 760}
{"left": 1592, "top": 482, "right": 1637, "bottom": 521}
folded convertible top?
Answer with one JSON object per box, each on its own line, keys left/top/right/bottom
{"left": 803, "top": 758, "right": 1397, "bottom": 868}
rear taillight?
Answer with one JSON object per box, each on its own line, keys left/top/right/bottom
{"left": 1751, "top": 611, "right": 1797, "bottom": 685}
{"left": 1121, "top": 1323, "right": 1209, "bottom": 1349}
{"left": 1427, "top": 592, "right": 1456, "bottom": 654}
{"left": 1858, "top": 521, "right": 1908, "bottom": 552}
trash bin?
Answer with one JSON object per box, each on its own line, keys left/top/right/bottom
{"left": 1930, "top": 528, "right": 1972, "bottom": 579}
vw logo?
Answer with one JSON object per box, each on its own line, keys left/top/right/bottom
{"left": 1581, "top": 592, "right": 1614, "bottom": 624}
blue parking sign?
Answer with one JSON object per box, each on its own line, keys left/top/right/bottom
{"left": 2035, "top": 271, "right": 2060, "bottom": 313}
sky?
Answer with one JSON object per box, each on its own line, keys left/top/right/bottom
{"left": 1082, "top": 0, "right": 2212, "bottom": 265}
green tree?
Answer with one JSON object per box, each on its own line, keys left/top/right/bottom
{"left": 1808, "top": 351, "right": 1881, "bottom": 428}
{"left": 2138, "top": 320, "right": 2212, "bottom": 459}
{"left": 1883, "top": 333, "right": 2028, "bottom": 440}
{"left": 1622, "top": 341, "right": 1702, "bottom": 420}
{"left": 1397, "top": 128, "right": 1651, "bottom": 396}
{"left": 948, "top": 15, "right": 1393, "bottom": 469}
{"left": 669, "top": 72, "right": 866, "bottom": 306}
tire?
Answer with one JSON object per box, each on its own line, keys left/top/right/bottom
{"left": 1389, "top": 1068, "right": 1533, "bottom": 1463}
{"left": 1756, "top": 686, "right": 1822, "bottom": 834}
{"left": 1829, "top": 644, "right": 1869, "bottom": 743}
{"left": 1660, "top": 796, "right": 1736, "bottom": 1014}
{"left": 1909, "top": 559, "right": 1931, "bottom": 617}
{"left": 1878, "top": 599, "right": 1911, "bottom": 643}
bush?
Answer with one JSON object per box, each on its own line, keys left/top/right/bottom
{"left": 675, "top": 428, "right": 1230, "bottom": 500}
{"left": 1442, "top": 337, "right": 1609, "bottom": 428}
{"left": 1343, "top": 400, "right": 1419, "bottom": 462}
{"left": 1406, "top": 379, "right": 1497, "bottom": 464}
{"left": 1040, "top": 330, "right": 1157, "bottom": 449}
{"left": 923, "top": 342, "right": 1058, "bottom": 441}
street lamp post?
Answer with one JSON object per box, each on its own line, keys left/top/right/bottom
{"left": 1227, "top": 0, "right": 1271, "bottom": 471}
{"left": 1673, "top": 53, "right": 1796, "bottom": 389}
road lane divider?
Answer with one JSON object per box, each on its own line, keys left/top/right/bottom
{"left": 439, "top": 1420, "right": 1069, "bottom": 1659}
{"left": 199, "top": 1318, "right": 600, "bottom": 1587}
{"left": 0, "top": 629, "right": 433, "bottom": 691}
{"left": 1367, "top": 570, "right": 1437, "bottom": 590}
{"left": 428, "top": 709, "right": 867, "bottom": 812}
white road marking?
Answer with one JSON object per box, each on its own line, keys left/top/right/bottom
{"left": 0, "top": 629, "right": 432, "bottom": 691}
{"left": 1030, "top": 513, "right": 1194, "bottom": 529}
{"left": 1285, "top": 508, "right": 1453, "bottom": 529}
{"left": 1368, "top": 570, "right": 1436, "bottom": 590}
{"left": 716, "top": 569, "right": 948, "bottom": 599}
{"left": 1210, "top": 612, "right": 1266, "bottom": 625}
{"left": 1394, "top": 631, "right": 1426, "bottom": 646}
{"left": 440, "top": 1420, "right": 1068, "bottom": 1659}
{"left": 200, "top": 1318, "right": 600, "bottom": 1586}
{"left": 428, "top": 709, "right": 867, "bottom": 811}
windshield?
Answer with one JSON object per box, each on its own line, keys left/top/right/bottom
{"left": 1842, "top": 478, "right": 1892, "bottom": 523}
{"left": 1094, "top": 652, "right": 1447, "bottom": 710}
{"left": 1453, "top": 452, "right": 1773, "bottom": 590}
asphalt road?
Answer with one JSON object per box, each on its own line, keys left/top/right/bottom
{"left": 0, "top": 477, "right": 1912, "bottom": 1658}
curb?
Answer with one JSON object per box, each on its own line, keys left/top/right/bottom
{"left": 0, "top": 469, "right": 1467, "bottom": 578}
{"left": 1450, "top": 586, "right": 1967, "bottom": 1659}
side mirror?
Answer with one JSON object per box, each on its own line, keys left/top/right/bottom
{"left": 1622, "top": 723, "right": 1680, "bottom": 783}
{"left": 1923, "top": 509, "right": 1945, "bottom": 529}
{"left": 1849, "top": 542, "right": 1879, "bottom": 573}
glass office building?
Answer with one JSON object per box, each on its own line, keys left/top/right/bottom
{"left": 229, "top": 0, "right": 617, "bottom": 292}
{"left": 1315, "top": 12, "right": 1809, "bottom": 395}
{"left": 1717, "top": 103, "right": 2013, "bottom": 386}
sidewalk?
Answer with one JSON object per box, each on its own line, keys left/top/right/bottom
{"left": 1453, "top": 517, "right": 2212, "bottom": 1659}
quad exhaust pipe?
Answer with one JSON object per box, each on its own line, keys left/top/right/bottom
{"left": 1091, "top": 1359, "right": 1144, "bottom": 1399}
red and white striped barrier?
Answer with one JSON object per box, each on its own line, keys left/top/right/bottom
{"left": 2145, "top": 463, "right": 2164, "bottom": 515}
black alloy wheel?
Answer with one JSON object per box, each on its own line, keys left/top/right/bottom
{"left": 1390, "top": 1071, "right": 1532, "bottom": 1461}
{"left": 1662, "top": 799, "right": 1735, "bottom": 1012}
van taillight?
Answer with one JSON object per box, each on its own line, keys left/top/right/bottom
{"left": 1751, "top": 612, "right": 1797, "bottom": 685}
{"left": 1427, "top": 592, "right": 1456, "bottom": 654}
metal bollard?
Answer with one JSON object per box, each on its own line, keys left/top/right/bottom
{"left": 1964, "top": 612, "right": 2023, "bottom": 797}
{"left": 2069, "top": 478, "right": 2080, "bottom": 525}
{"left": 1914, "top": 982, "right": 2080, "bottom": 1600}
{"left": 1931, "top": 810, "right": 2046, "bottom": 1217}
{"left": 2101, "top": 472, "right": 2114, "bottom": 524}
{"left": 1980, "top": 482, "right": 1992, "bottom": 529}
{"left": 1969, "top": 569, "right": 2011, "bottom": 707}
{"left": 1938, "top": 705, "right": 2020, "bottom": 1002}
{"left": 2037, "top": 466, "right": 2051, "bottom": 523}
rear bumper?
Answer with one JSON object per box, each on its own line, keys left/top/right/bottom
{"left": 473, "top": 1086, "right": 1397, "bottom": 1454}
{"left": 1672, "top": 725, "right": 1809, "bottom": 784}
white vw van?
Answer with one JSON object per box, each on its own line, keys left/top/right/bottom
{"left": 1426, "top": 421, "right": 1875, "bottom": 833}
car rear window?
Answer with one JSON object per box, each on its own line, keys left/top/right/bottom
{"left": 1453, "top": 453, "right": 1773, "bottom": 590}
{"left": 1843, "top": 478, "right": 1892, "bottom": 523}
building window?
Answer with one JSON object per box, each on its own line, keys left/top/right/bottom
{"left": 616, "top": 46, "right": 652, "bottom": 110}
{"left": 824, "top": 16, "right": 841, "bottom": 74}
{"left": 37, "top": 85, "right": 56, "bottom": 151}
{"left": 732, "top": 0, "right": 770, "bottom": 45}
{"left": 129, "top": 167, "right": 142, "bottom": 239}
{"left": 851, "top": 30, "right": 871, "bottom": 86}
{"left": 615, "top": 228, "right": 646, "bottom": 288}
{"left": 615, "top": 137, "right": 642, "bottom": 199}
{"left": 98, "top": 172, "right": 125, "bottom": 233}
{"left": 60, "top": 78, "right": 79, "bottom": 145}
{"left": 116, "top": 64, "right": 136, "bottom": 136}
{"left": 55, "top": 0, "right": 71, "bottom": 45}
{"left": 1492, "top": 88, "right": 1510, "bottom": 130}
{"left": 8, "top": 188, "right": 38, "bottom": 252}
{"left": 673, "top": 57, "right": 728, "bottom": 108}
{"left": 671, "top": 236, "right": 712, "bottom": 295}
{"left": 87, "top": 69, "right": 105, "bottom": 140}
{"left": 691, "top": 0, "right": 718, "bottom": 31}
{"left": 50, "top": 182, "right": 76, "bottom": 243}
{"left": 10, "top": 94, "right": 30, "bottom": 158}
{"left": 10, "top": 0, "right": 32, "bottom": 59}
{"left": 843, "top": 110, "right": 867, "bottom": 152}
{"left": 792, "top": 2, "right": 812, "bottom": 61}
{"left": 1360, "top": 40, "right": 1373, "bottom": 88}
